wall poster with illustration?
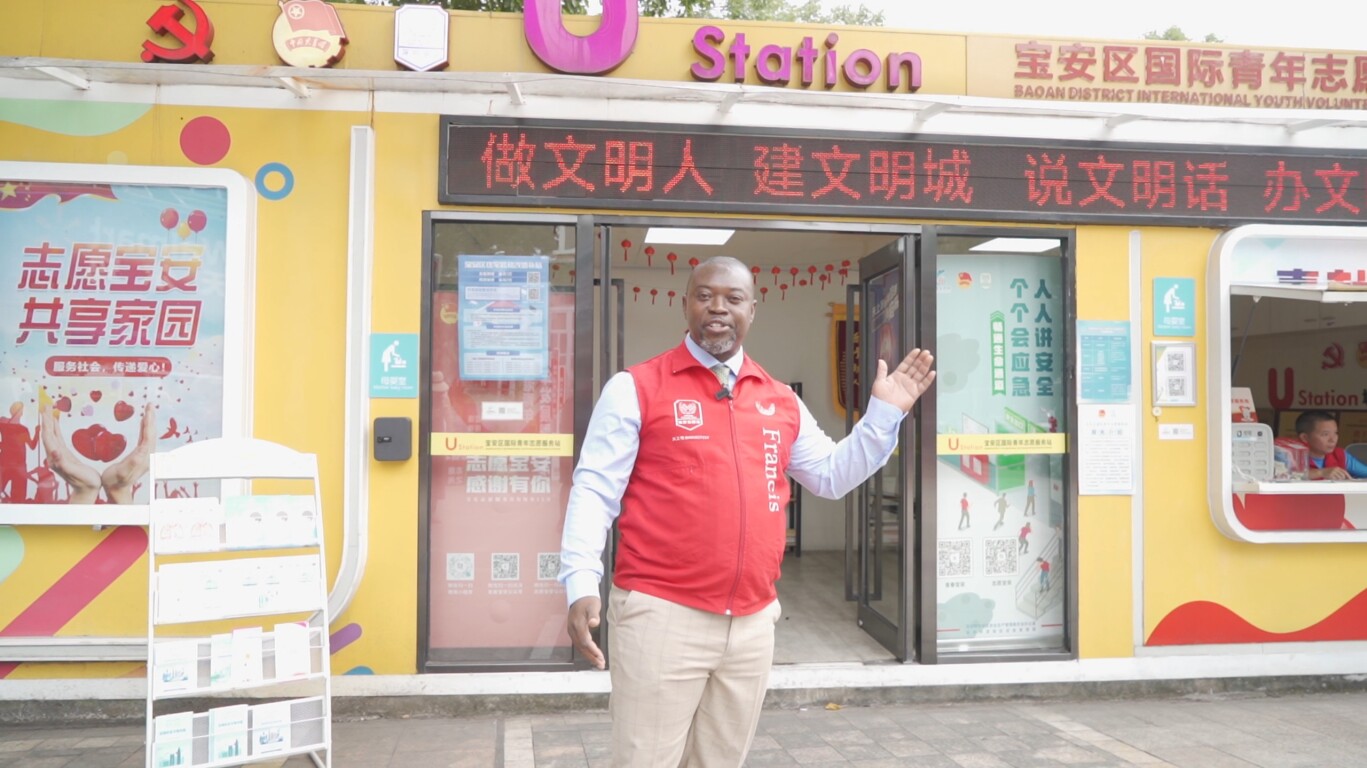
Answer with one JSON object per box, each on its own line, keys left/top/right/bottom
{"left": 0, "top": 163, "right": 251, "bottom": 520}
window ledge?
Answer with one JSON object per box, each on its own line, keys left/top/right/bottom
{"left": 1233, "top": 481, "right": 1367, "bottom": 495}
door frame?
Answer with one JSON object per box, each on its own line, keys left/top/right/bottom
{"left": 851, "top": 234, "right": 921, "bottom": 661}
{"left": 915, "top": 224, "right": 1080, "bottom": 665}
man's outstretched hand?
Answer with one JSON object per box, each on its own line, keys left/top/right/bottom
{"left": 870, "top": 348, "right": 936, "bottom": 413}
{"left": 566, "top": 596, "right": 605, "bottom": 670}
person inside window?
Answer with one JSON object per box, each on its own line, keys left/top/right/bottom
{"left": 1296, "top": 410, "right": 1367, "bottom": 481}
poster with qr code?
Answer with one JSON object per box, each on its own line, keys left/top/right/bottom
{"left": 937, "top": 540, "right": 972, "bottom": 578}
{"left": 446, "top": 553, "right": 474, "bottom": 581}
{"left": 1152, "top": 342, "right": 1196, "bottom": 406}
{"left": 536, "top": 553, "right": 560, "bottom": 581}
{"left": 491, "top": 553, "right": 521, "bottom": 581}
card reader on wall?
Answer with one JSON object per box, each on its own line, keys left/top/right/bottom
{"left": 373, "top": 417, "right": 412, "bottom": 462}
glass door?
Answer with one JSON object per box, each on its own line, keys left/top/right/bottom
{"left": 851, "top": 236, "right": 919, "bottom": 661}
{"left": 918, "top": 225, "right": 1076, "bottom": 663}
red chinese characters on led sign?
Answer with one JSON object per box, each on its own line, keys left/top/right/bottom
{"left": 442, "top": 120, "right": 1367, "bottom": 226}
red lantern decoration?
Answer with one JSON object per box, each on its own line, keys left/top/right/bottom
{"left": 632, "top": 285, "right": 640, "bottom": 302}
{"left": 779, "top": 283, "right": 788, "bottom": 301}
{"left": 688, "top": 257, "right": 700, "bottom": 269}
{"left": 819, "top": 273, "right": 829, "bottom": 290}
{"left": 789, "top": 267, "right": 800, "bottom": 284}
{"left": 621, "top": 239, "right": 631, "bottom": 262}
{"left": 771, "top": 266, "right": 781, "bottom": 285}
{"left": 841, "top": 259, "right": 851, "bottom": 268}
{"left": 667, "top": 252, "right": 678, "bottom": 275}
{"left": 838, "top": 268, "right": 849, "bottom": 285}
{"left": 650, "top": 288, "right": 659, "bottom": 304}
{"left": 799, "top": 279, "right": 808, "bottom": 287}
{"left": 750, "top": 266, "right": 761, "bottom": 283}
{"left": 644, "top": 245, "right": 656, "bottom": 267}
{"left": 808, "top": 266, "right": 818, "bottom": 282}
{"left": 667, "top": 289, "right": 677, "bottom": 306}
{"left": 760, "top": 286, "right": 768, "bottom": 303}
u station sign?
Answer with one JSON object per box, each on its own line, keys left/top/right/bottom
{"left": 441, "top": 117, "right": 1367, "bottom": 226}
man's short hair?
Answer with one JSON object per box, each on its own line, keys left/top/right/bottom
{"left": 1296, "top": 409, "right": 1337, "bottom": 436}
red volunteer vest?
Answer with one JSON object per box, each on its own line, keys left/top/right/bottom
{"left": 614, "top": 343, "right": 801, "bottom": 616}
{"left": 1321, "top": 447, "right": 1349, "bottom": 470}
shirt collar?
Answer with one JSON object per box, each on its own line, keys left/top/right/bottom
{"left": 683, "top": 333, "right": 744, "bottom": 375}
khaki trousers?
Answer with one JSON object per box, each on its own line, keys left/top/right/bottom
{"left": 607, "top": 587, "right": 781, "bottom": 768}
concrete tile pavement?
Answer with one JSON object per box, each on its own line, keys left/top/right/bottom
{"left": 3, "top": 690, "right": 1367, "bottom": 767}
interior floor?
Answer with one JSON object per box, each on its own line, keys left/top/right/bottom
{"left": 773, "top": 549, "right": 896, "bottom": 664}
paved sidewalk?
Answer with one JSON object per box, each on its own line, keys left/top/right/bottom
{"left": 4, "top": 689, "right": 1367, "bottom": 767}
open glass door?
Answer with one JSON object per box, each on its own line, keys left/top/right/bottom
{"left": 850, "top": 235, "right": 919, "bottom": 660}
{"left": 918, "top": 225, "right": 1076, "bottom": 663}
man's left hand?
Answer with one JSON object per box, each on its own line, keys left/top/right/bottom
{"left": 870, "top": 348, "right": 936, "bottom": 414}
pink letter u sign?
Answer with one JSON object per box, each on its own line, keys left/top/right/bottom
{"left": 523, "top": 0, "right": 638, "bottom": 75}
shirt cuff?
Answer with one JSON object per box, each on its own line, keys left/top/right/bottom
{"left": 863, "top": 395, "right": 907, "bottom": 428}
{"left": 564, "top": 571, "right": 602, "bottom": 608}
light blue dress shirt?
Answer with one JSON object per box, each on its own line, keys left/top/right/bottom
{"left": 558, "top": 335, "right": 908, "bottom": 607}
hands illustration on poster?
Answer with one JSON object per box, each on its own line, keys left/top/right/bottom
{"left": 34, "top": 400, "right": 156, "bottom": 505}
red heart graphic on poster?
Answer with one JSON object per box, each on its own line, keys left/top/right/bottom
{"left": 90, "top": 391, "right": 102, "bottom": 402}
{"left": 71, "top": 425, "right": 127, "bottom": 463}
{"left": 114, "top": 401, "right": 135, "bottom": 422}
{"left": 54, "top": 396, "right": 72, "bottom": 413}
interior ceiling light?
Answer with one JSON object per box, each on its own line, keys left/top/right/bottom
{"left": 969, "top": 237, "right": 1061, "bottom": 253}
{"left": 644, "top": 227, "right": 735, "bottom": 245}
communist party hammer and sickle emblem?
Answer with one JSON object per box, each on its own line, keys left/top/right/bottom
{"left": 141, "top": 0, "right": 216, "bottom": 64}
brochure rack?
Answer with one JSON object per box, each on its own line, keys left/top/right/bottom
{"left": 145, "top": 437, "right": 332, "bottom": 768}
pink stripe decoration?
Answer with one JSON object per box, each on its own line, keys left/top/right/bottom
{"left": 0, "top": 525, "right": 147, "bottom": 679}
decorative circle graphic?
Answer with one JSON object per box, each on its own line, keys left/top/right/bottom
{"left": 179, "top": 116, "right": 231, "bottom": 166}
{"left": 255, "top": 163, "right": 295, "bottom": 201}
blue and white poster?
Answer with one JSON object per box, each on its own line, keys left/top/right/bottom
{"left": 457, "top": 255, "right": 550, "bottom": 381}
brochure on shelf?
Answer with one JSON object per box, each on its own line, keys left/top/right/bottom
{"left": 152, "top": 639, "right": 199, "bottom": 697}
{"left": 156, "top": 555, "right": 322, "bottom": 623}
{"left": 274, "top": 622, "right": 312, "bottom": 680}
{"left": 208, "top": 632, "right": 232, "bottom": 688}
{"left": 152, "top": 711, "right": 194, "bottom": 767}
{"left": 230, "top": 626, "right": 264, "bottom": 686}
{"left": 209, "top": 704, "right": 249, "bottom": 761}
{"left": 224, "top": 494, "right": 319, "bottom": 549}
{"left": 251, "top": 701, "right": 292, "bottom": 756}
{"left": 151, "top": 497, "right": 224, "bottom": 554}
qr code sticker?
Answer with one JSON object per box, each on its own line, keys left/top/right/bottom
{"left": 984, "top": 538, "right": 1019, "bottom": 576}
{"left": 446, "top": 553, "right": 474, "bottom": 582}
{"left": 492, "top": 553, "right": 521, "bottom": 581}
{"left": 537, "top": 553, "right": 560, "bottom": 581}
{"left": 937, "top": 539, "right": 972, "bottom": 578}
{"left": 1167, "top": 353, "right": 1186, "bottom": 372}
{"left": 1169, "top": 378, "right": 1187, "bottom": 397}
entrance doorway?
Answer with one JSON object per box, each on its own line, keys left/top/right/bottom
{"left": 417, "top": 213, "right": 1077, "bottom": 672}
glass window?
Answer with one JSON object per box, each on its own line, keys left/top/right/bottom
{"left": 932, "top": 234, "right": 1069, "bottom": 655}
{"left": 425, "top": 221, "right": 577, "bottom": 666}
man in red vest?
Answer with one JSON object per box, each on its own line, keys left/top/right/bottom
{"left": 560, "top": 256, "right": 935, "bottom": 767}
{"left": 1297, "top": 410, "right": 1367, "bottom": 480}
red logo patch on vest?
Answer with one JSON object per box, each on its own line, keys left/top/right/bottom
{"left": 674, "top": 400, "right": 703, "bottom": 431}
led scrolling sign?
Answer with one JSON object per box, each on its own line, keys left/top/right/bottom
{"left": 440, "top": 118, "right": 1367, "bottom": 226}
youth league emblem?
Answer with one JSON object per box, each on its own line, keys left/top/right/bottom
{"left": 674, "top": 400, "right": 704, "bottom": 431}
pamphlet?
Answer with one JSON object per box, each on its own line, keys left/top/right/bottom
{"left": 230, "top": 626, "right": 264, "bottom": 686}
{"left": 152, "top": 496, "right": 224, "bottom": 554}
{"left": 251, "top": 701, "right": 292, "bottom": 755}
{"left": 152, "top": 711, "right": 195, "bottom": 767}
{"left": 208, "top": 632, "right": 233, "bottom": 688}
{"left": 209, "top": 703, "right": 249, "bottom": 761}
{"left": 152, "top": 639, "right": 199, "bottom": 697}
{"left": 273, "top": 622, "right": 312, "bottom": 680}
